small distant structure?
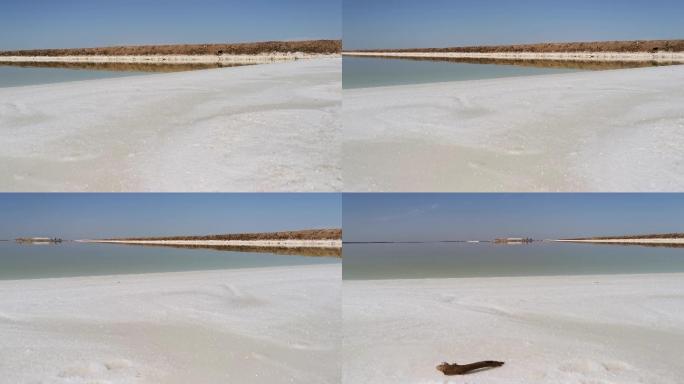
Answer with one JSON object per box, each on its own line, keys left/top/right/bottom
{"left": 494, "top": 237, "right": 533, "bottom": 244}
{"left": 15, "top": 237, "right": 62, "bottom": 244}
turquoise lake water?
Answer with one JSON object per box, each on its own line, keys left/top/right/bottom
{"left": 0, "top": 62, "right": 240, "bottom": 88}
{"left": 343, "top": 242, "right": 684, "bottom": 280}
{"left": 0, "top": 65, "right": 150, "bottom": 88}
{"left": 342, "top": 56, "right": 584, "bottom": 89}
{"left": 0, "top": 242, "right": 339, "bottom": 280}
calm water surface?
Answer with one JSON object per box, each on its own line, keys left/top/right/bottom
{"left": 342, "top": 56, "right": 677, "bottom": 89}
{"left": 343, "top": 242, "right": 684, "bottom": 280}
{"left": 343, "top": 56, "right": 583, "bottom": 89}
{"left": 0, "top": 62, "right": 238, "bottom": 88}
{"left": 0, "top": 242, "right": 339, "bottom": 280}
{"left": 0, "top": 65, "right": 151, "bottom": 88}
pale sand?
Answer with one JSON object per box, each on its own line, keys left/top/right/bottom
{"left": 79, "top": 239, "right": 342, "bottom": 248}
{"left": 0, "top": 53, "right": 339, "bottom": 65}
{"left": 344, "top": 65, "right": 684, "bottom": 191}
{"left": 343, "top": 51, "right": 684, "bottom": 62}
{"left": 556, "top": 238, "right": 684, "bottom": 245}
{"left": 344, "top": 273, "right": 684, "bottom": 384}
{"left": 0, "top": 58, "right": 341, "bottom": 192}
{"left": 0, "top": 264, "right": 341, "bottom": 384}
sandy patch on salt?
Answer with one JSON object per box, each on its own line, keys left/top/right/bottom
{"left": 344, "top": 273, "right": 684, "bottom": 383}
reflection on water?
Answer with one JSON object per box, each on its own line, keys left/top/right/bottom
{"left": 561, "top": 242, "right": 684, "bottom": 249}
{"left": 0, "top": 242, "right": 339, "bottom": 280}
{"left": 349, "top": 55, "right": 683, "bottom": 71}
{"left": 343, "top": 242, "right": 684, "bottom": 280}
{"left": 106, "top": 242, "right": 342, "bottom": 258}
{"left": 342, "top": 56, "right": 683, "bottom": 89}
{"left": 0, "top": 61, "right": 250, "bottom": 73}
{"left": 0, "top": 61, "right": 250, "bottom": 88}
{"left": 348, "top": 240, "right": 684, "bottom": 249}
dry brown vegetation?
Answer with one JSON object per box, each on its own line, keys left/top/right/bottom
{"left": 351, "top": 40, "right": 684, "bottom": 53}
{"left": 568, "top": 233, "right": 684, "bottom": 240}
{"left": 437, "top": 361, "right": 505, "bottom": 376}
{"left": 0, "top": 40, "right": 342, "bottom": 57}
{"left": 107, "top": 228, "right": 342, "bottom": 242}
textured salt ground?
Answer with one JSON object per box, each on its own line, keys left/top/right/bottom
{"left": 0, "top": 58, "right": 341, "bottom": 192}
{"left": 343, "top": 65, "right": 684, "bottom": 192}
{"left": 343, "top": 273, "right": 684, "bottom": 384}
{"left": 0, "top": 264, "right": 341, "bottom": 384}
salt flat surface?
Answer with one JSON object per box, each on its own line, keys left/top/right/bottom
{"left": 344, "top": 65, "right": 684, "bottom": 191}
{"left": 0, "top": 264, "right": 341, "bottom": 383}
{"left": 0, "top": 58, "right": 341, "bottom": 191}
{"left": 344, "top": 273, "right": 684, "bottom": 384}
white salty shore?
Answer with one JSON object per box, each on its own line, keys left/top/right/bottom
{"left": 0, "top": 53, "right": 339, "bottom": 65}
{"left": 343, "top": 51, "right": 684, "bottom": 62}
{"left": 0, "top": 58, "right": 341, "bottom": 191}
{"left": 344, "top": 273, "right": 684, "bottom": 384}
{"left": 0, "top": 264, "right": 341, "bottom": 384}
{"left": 344, "top": 64, "right": 684, "bottom": 191}
{"left": 78, "top": 239, "right": 343, "bottom": 248}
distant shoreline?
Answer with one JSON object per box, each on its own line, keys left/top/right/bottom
{"left": 344, "top": 39, "right": 684, "bottom": 62}
{"left": 557, "top": 233, "right": 684, "bottom": 245}
{"left": 77, "top": 229, "right": 343, "bottom": 249}
{"left": 556, "top": 238, "right": 684, "bottom": 245}
{"left": 0, "top": 39, "right": 341, "bottom": 65}
{"left": 345, "top": 39, "right": 684, "bottom": 53}
{"left": 343, "top": 51, "right": 684, "bottom": 63}
{"left": 78, "top": 239, "right": 342, "bottom": 248}
{"left": 0, "top": 53, "right": 340, "bottom": 65}
{"left": 0, "top": 40, "right": 341, "bottom": 56}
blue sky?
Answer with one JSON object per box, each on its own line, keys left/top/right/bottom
{"left": 343, "top": 194, "right": 684, "bottom": 242}
{"left": 344, "top": 0, "right": 684, "bottom": 49}
{"left": 0, "top": 0, "right": 340, "bottom": 50}
{"left": 0, "top": 194, "right": 341, "bottom": 239}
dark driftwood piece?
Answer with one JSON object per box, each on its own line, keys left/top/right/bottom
{"left": 436, "top": 361, "right": 505, "bottom": 375}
